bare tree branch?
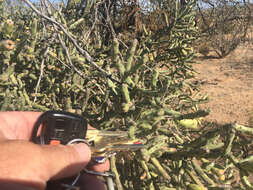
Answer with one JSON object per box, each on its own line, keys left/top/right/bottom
{"left": 34, "top": 47, "right": 48, "bottom": 102}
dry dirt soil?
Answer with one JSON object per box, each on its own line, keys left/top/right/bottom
{"left": 192, "top": 44, "right": 253, "bottom": 125}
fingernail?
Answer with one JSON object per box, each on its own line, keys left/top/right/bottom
{"left": 72, "top": 143, "right": 91, "bottom": 161}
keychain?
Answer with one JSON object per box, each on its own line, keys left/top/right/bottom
{"left": 32, "top": 110, "right": 88, "bottom": 145}
{"left": 32, "top": 110, "right": 144, "bottom": 189}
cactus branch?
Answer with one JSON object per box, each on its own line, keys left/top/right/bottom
{"left": 110, "top": 156, "right": 123, "bottom": 190}
{"left": 191, "top": 159, "right": 216, "bottom": 186}
{"left": 23, "top": 0, "right": 121, "bottom": 84}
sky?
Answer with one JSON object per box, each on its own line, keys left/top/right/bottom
{"left": 29, "top": 0, "right": 253, "bottom": 5}
{"left": 27, "top": 0, "right": 253, "bottom": 9}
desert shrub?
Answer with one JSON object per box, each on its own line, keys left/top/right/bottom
{"left": 198, "top": 42, "right": 211, "bottom": 57}
{"left": 197, "top": 0, "right": 251, "bottom": 58}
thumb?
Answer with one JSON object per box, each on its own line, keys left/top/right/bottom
{"left": 41, "top": 143, "right": 91, "bottom": 180}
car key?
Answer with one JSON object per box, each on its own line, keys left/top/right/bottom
{"left": 32, "top": 110, "right": 88, "bottom": 145}
{"left": 32, "top": 111, "right": 144, "bottom": 162}
{"left": 32, "top": 111, "right": 144, "bottom": 190}
{"left": 32, "top": 111, "right": 89, "bottom": 190}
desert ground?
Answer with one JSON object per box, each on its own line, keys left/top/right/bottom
{"left": 193, "top": 44, "right": 253, "bottom": 126}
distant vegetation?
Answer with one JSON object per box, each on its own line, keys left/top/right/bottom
{"left": 196, "top": 0, "right": 251, "bottom": 58}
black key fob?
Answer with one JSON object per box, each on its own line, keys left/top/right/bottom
{"left": 32, "top": 111, "right": 87, "bottom": 145}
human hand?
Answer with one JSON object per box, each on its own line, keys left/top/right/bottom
{"left": 0, "top": 112, "right": 109, "bottom": 190}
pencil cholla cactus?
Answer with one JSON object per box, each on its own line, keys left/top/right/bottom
{"left": 2, "top": 0, "right": 253, "bottom": 189}
{"left": 7, "top": 0, "right": 253, "bottom": 189}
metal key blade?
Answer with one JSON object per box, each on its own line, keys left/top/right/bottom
{"left": 86, "top": 129, "right": 129, "bottom": 142}
{"left": 86, "top": 129, "right": 144, "bottom": 159}
{"left": 106, "top": 143, "right": 144, "bottom": 151}
{"left": 90, "top": 130, "right": 128, "bottom": 137}
{"left": 91, "top": 143, "right": 144, "bottom": 157}
{"left": 86, "top": 129, "right": 140, "bottom": 147}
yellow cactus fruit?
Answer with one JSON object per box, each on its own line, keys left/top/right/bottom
{"left": 0, "top": 40, "right": 15, "bottom": 51}
{"left": 181, "top": 49, "right": 188, "bottom": 56}
{"left": 5, "top": 19, "right": 14, "bottom": 25}
{"left": 122, "top": 102, "right": 130, "bottom": 113}
{"left": 149, "top": 53, "right": 154, "bottom": 61}
{"left": 217, "top": 169, "right": 224, "bottom": 176}
{"left": 49, "top": 51, "right": 57, "bottom": 57}
{"left": 3, "top": 19, "right": 14, "bottom": 36}
{"left": 178, "top": 119, "right": 198, "bottom": 129}
{"left": 0, "top": 74, "right": 8, "bottom": 81}
{"left": 219, "top": 174, "right": 225, "bottom": 181}
{"left": 211, "top": 167, "right": 225, "bottom": 177}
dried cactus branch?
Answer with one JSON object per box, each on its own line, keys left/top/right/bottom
{"left": 34, "top": 47, "right": 48, "bottom": 102}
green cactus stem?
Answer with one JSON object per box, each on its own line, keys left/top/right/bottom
{"left": 113, "top": 38, "right": 125, "bottom": 76}
{"left": 150, "top": 157, "right": 170, "bottom": 181}
{"left": 191, "top": 159, "right": 215, "bottom": 186}
{"left": 110, "top": 156, "right": 123, "bottom": 190}
{"left": 232, "top": 123, "right": 253, "bottom": 136}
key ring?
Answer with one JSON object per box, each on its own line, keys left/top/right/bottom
{"left": 67, "top": 138, "right": 91, "bottom": 146}
{"left": 60, "top": 139, "right": 91, "bottom": 190}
